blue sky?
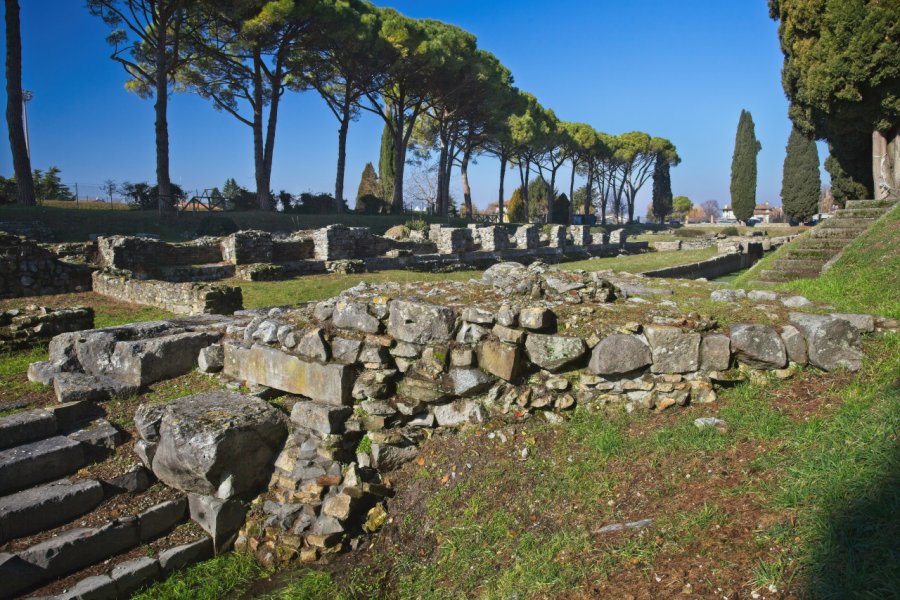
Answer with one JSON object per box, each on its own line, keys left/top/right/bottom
{"left": 1, "top": 0, "right": 828, "bottom": 213}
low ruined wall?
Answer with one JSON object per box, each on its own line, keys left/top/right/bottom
{"left": 98, "top": 236, "right": 223, "bottom": 271}
{"left": 0, "top": 305, "right": 94, "bottom": 351}
{"left": 92, "top": 270, "right": 243, "bottom": 315}
{"left": 643, "top": 243, "right": 763, "bottom": 279}
{"left": 0, "top": 233, "right": 94, "bottom": 299}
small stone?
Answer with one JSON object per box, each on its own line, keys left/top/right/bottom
{"left": 694, "top": 417, "right": 727, "bottom": 431}
{"left": 197, "top": 345, "right": 224, "bottom": 373}
{"left": 519, "top": 307, "right": 553, "bottom": 331}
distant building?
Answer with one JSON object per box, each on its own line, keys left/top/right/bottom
{"left": 721, "top": 202, "right": 779, "bottom": 223}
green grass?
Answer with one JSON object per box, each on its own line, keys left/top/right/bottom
{"left": 0, "top": 203, "right": 467, "bottom": 242}
{"left": 778, "top": 204, "right": 900, "bottom": 318}
{"left": 559, "top": 247, "right": 719, "bottom": 273}
{"left": 734, "top": 203, "right": 899, "bottom": 318}
{"left": 0, "top": 344, "right": 47, "bottom": 400}
{"left": 132, "top": 551, "right": 265, "bottom": 600}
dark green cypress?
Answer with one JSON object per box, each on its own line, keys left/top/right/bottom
{"left": 781, "top": 126, "right": 821, "bottom": 223}
{"left": 651, "top": 157, "right": 672, "bottom": 223}
{"left": 378, "top": 123, "right": 395, "bottom": 205}
{"left": 730, "top": 110, "right": 761, "bottom": 222}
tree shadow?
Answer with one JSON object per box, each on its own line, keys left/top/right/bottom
{"left": 805, "top": 439, "right": 900, "bottom": 598}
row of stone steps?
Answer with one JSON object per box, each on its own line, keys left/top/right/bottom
{"left": 754, "top": 199, "right": 896, "bottom": 284}
{"left": 0, "top": 402, "right": 211, "bottom": 599}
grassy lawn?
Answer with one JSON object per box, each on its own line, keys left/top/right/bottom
{"left": 0, "top": 203, "right": 466, "bottom": 242}
{"left": 560, "top": 246, "right": 719, "bottom": 273}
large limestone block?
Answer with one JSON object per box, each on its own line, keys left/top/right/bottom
{"left": 729, "top": 324, "right": 787, "bottom": 369}
{"left": 644, "top": 326, "right": 701, "bottom": 374}
{"left": 524, "top": 334, "right": 587, "bottom": 372}
{"left": 110, "top": 332, "right": 213, "bottom": 386}
{"left": 224, "top": 343, "right": 355, "bottom": 405}
{"left": 151, "top": 391, "right": 287, "bottom": 499}
{"left": 788, "top": 312, "right": 863, "bottom": 371}
{"left": 699, "top": 334, "right": 731, "bottom": 371}
{"left": 331, "top": 301, "right": 381, "bottom": 334}
{"left": 387, "top": 300, "right": 457, "bottom": 344}
{"left": 588, "top": 335, "right": 651, "bottom": 376}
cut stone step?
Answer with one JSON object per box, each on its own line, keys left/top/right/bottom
{"left": 0, "top": 478, "right": 104, "bottom": 544}
{"left": 0, "top": 409, "right": 57, "bottom": 450}
{"left": 795, "top": 238, "right": 848, "bottom": 249}
{"left": 820, "top": 217, "right": 877, "bottom": 229}
{"left": 758, "top": 269, "right": 820, "bottom": 282}
{"left": 17, "top": 519, "right": 140, "bottom": 581}
{"left": 810, "top": 227, "right": 865, "bottom": 239}
{"left": 843, "top": 199, "right": 897, "bottom": 209}
{"left": 785, "top": 247, "right": 840, "bottom": 259}
{"left": 0, "top": 436, "right": 85, "bottom": 495}
{"left": 53, "top": 372, "right": 140, "bottom": 404}
{"left": 772, "top": 258, "right": 826, "bottom": 272}
{"left": 67, "top": 418, "right": 126, "bottom": 461}
{"left": 833, "top": 208, "right": 891, "bottom": 218}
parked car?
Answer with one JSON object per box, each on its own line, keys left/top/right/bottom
{"left": 718, "top": 218, "right": 738, "bottom": 225}
{"left": 668, "top": 219, "right": 682, "bottom": 226}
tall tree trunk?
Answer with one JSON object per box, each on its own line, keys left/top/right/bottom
{"left": 891, "top": 129, "right": 900, "bottom": 198}
{"left": 584, "top": 162, "right": 593, "bottom": 216}
{"left": 569, "top": 159, "right": 577, "bottom": 221}
{"left": 4, "top": 0, "right": 34, "bottom": 205}
{"left": 251, "top": 50, "right": 267, "bottom": 211}
{"left": 498, "top": 153, "right": 507, "bottom": 223}
{"left": 461, "top": 147, "right": 473, "bottom": 219}
{"left": 154, "top": 6, "right": 172, "bottom": 212}
{"left": 260, "top": 68, "right": 282, "bottom": 213}
{"left": 547, "top": 168, "right": 556, "bottom": 223}
{"left": 435, "top": 122, "right": 449, "bottom": 216}
{"left": 872, "top": 129, "right": 896, "bottom": 200}
{"left": 443, "top": 142, "right": 456, "bottom": 216}
{"left": 390, "top": 105, "right": 406, "bottom": 213}
{"left": 335, "top": 99, "right": 351, "bottom": 212}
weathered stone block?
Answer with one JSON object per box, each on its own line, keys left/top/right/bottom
{"left": 524, "top": 334, "right": 587, "bottom": 372}
{"left": 0, "top": 479, "right": 104, "bottom": 544}
{"left": 0, "top": 408, "right": 56, "bottom": 450}
{"left": 477, "top": 341, "right": 521, "bottom": 381}
{"left": 387, "top": 300, "right": 457, "bottom": 345}
{"left": 290, "top": 401, "right": 352, "bottom": 435}
{"left": 788, "top": 312, "right": 863, "bottom": 372}
{"left": 588, "top": 335, "right": 651, "bottom": 376}
{"left": 644, "top": 326, "right": 701, "bottom": 374}
{"left": 0, "top": 436, "right": 85, "bottom": 495}
{"left": 729, "top": 324, "right": 787, "bottom": 369}
{"left": 224, "top": 344, "right": 356, "bottom": 405}
{"left": 699, "top": 334, "right": 731, "bottom": 371}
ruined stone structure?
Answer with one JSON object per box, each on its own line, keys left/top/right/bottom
{"left": 0, "top": 233, "right": 93, "bottom": 299}
{"left": 92, "top": 271, "right": 242, "bottom": 316}
{"left": 0, "top": 305, "right": 94, "bottom": 352}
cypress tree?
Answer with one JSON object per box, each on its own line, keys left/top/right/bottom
{"left": 651, "top": 157, "right": 672, "bottom": 223}
{"left": 378, "top": 123, "right": 395, "bottom": 205}
{"left": 355, "top": 162, "right": 381, "bottom": 210}
{"left": 730, "top": 110, "right": 761, "bottom": 222}
{"left": 781, "top": 127, "right": 821, "bottom": 223}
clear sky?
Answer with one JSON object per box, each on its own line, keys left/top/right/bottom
{"left": 1, "top": 0, "right": 828, "bottom": 214}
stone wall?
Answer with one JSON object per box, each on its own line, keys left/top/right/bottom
{"left": 98, "top": 236, "right": 224, "bottom": 272}
{"left": 0, "top": 233, "right": 94, "bottom": 299}
{"left": 0, "top": 305, "right": 94, "bottom": 351}
{"left": 433, "top": 227, "right": 474, "bottom": 254}
{"left": 221, "top": 231, "right": 273, "bottom": 265}
{"left": 568, "top": 225, "right": 591, "bottom": 246}
{"left": 514, "top": 224, "right": 540, "bottom": 249}
{"left": 642, "top": 243, "right": 763, "bottom": 279}
{"left": 92, "top": 270, "right": 243, "bottom": 316}
{"left": 313, "top": 225, "right": 395, "bottom": 260}
{"left": 547, "top": 225, "right": 566, "bottom": 248}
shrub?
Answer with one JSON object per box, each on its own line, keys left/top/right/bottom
{"left": 298, "top": 192, "right": 338, "bottom": 214}
{"left": 358, "top": 194, "right": 384, "bottom": 214}
{"left": 721, "top": 226, "right": 740, "bottom": 237}
{"left": 405, "top": 218, "right": 428, "bottom": 233}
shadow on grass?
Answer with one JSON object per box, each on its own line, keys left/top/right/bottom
{"left": 806, "top": 423, "right": 900, "bottom": 598}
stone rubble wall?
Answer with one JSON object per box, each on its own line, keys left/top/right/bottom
{"left": 0, "top": 305, "right": 94, "bottom": 351}
{"left": 98, "top": 236, "right": 224, "bottom": 272}
{"left": 27, "top": 261, "right": 880, "bottom": 567}
{"left": 0, "top": 233, "right": 94, "bottom": 299}
{"left": 92, "top": 270, "right": 243, "bottom": 316}
{"left": 642, "top": 243, "right": 764, "bottom": 279}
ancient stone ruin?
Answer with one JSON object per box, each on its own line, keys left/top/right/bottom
{"left": 2, "top": 259, "right": 890, "bottom": 597}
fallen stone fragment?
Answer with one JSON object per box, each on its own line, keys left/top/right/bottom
{"left": 433, "top": 400, "right": 483, "bottom": 427}
{"left": 188, "top": 494, "right": 248, "bottom": 551}
{"left": 448, "top": 368, "right": 496, "bottom": 397}
{"left": 53, "top": 372, "right": 141, "bottom": 403}
{"left": 694, "top": 417, "right": 727, "bottom": 431}
{"left": 197, "top": 345, "right": 224, "bottom": 373}
{"left": 780, "top": 295, "right": 812, "bottom": 308}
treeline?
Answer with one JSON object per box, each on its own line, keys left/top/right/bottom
{"left": 68, "top": 0, "right": 679, "bottom": 223}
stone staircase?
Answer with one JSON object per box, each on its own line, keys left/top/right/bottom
{"left": 755, "top": 199, "right": 897, "bottom": 284}
{"left": 0, "top": 401, "right": 211, "bottom": 599}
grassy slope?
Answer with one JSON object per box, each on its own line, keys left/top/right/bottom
{"left": 734, "top": 203, "right": 900, "bottom": 318}
{"left": 560, "top": 247, "right": 719, "bottom": 273}
{"left": 0, "top": 203, "right": 466, "bottom": 241}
